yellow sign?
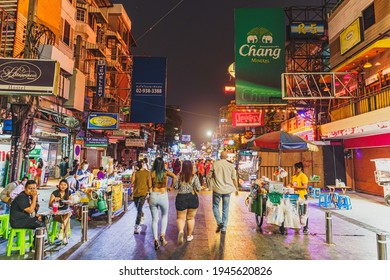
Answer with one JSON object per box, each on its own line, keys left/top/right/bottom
{"left": 228, "top": 63, "right": 235, "bottom": 78}
{"left": 340, "top": 18, "right": 362, "bottom": 55}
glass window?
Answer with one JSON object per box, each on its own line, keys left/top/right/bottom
{"left": 77, "top": 9, "right": 86, "bottom": 22}
{"left": 363, "top": 3, "right": 375, "bottom": 30}
{"left": 63, "top": 20, "right": 71, "bottom": 45}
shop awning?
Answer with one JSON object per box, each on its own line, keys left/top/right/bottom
{"left": 333, "top": 38, "right": 390, "bottom": 72}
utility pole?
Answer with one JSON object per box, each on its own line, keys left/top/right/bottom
{"left": 9, "top": 0, "right": 37, "bottom": 181}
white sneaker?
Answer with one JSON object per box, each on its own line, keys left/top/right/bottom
{"left": 186, "top": 235, "right": 194, "bottom": 242}
{"left": 140, "top": 216, "right": 145, "bottom": 225}
{"left": 134, "top": 225, "right": 141, "bottom": 234}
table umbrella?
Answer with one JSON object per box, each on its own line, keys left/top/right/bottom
{"left": 248, "top": 130, "right": 318, "bottom": 174}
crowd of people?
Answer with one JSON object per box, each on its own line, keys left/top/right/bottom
{"left": 0, "top": 151, "right": 310, "bottom": 252}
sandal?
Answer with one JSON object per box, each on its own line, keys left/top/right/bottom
{"left": 154, "top": 240, "right": 160, "bottom": 251}
{"left": 159, "top": 235, "right": 168, "bottom": 246}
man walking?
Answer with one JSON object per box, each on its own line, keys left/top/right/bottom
{"left": 59, "top": 157, "right": 70, "bottom": 179}
{"left": 206, "top": 151, "right": 239, "bottom": 234}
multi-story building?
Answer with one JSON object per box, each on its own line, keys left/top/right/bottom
{"left": 0, "top": 0, "right": 134, "bottom": 184}
{"left": 321, "top": 0, "right": 390, "bottom": 196}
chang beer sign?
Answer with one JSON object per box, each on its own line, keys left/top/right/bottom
{"left": 235, "top": 8, "right": 285, "bottom": 105}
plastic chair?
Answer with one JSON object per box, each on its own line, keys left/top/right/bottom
{"left": 312, "top": 188, "right": 321, "bottom": 199}
{"left": 337, "top": 195, "right": 352, "bottom": 210}
{"left": 48, "top": 219, "right": 72, "bottom": 243}
{"left": 318, "top": 193, "right": 332, "bottom": 207}
{"left": 0, "top": 214, "right": 10, "bottom": 239}
{"left": 6, "top": 228, "right": 34, "bottom": 256}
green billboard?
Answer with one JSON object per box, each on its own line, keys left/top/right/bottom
{"left": 235, "top": 8, "right": 285, "bottom": 105}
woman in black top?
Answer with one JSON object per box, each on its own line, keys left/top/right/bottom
{"left": 49, "top": 179, "right": 73, "bottom": 244}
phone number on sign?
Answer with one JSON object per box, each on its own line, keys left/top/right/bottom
{"left": 212, "top": 266, "right": 272, "bottom": 276}
{"left": 135, "top": 87, "right": 163, "bottom": 94}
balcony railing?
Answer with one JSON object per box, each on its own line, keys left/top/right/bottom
{"left": 330, "top": 86, "right": 390, "bottom": 121}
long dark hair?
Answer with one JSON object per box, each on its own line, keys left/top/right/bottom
{"left": 179, "top": 160, "right": 193, "bottom": 183}
{"left": 152, "top": 157, "right": 166, "bottom": 182}
{"left": 58, "top": 179, "right": 70, "bottom": 199}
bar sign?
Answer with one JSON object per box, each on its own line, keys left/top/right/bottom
{"left": 96, "top": 60, "right": 106, "bottom": 97}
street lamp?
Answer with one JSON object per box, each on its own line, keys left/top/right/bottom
{"left": 206, "top": 130, "right": 213, "bottom": 137}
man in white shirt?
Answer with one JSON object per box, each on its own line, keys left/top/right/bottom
{"left": 2, "top": 176, "right": 29, "bottom": 204}
{"left": 206, "top": 151, "right": 239, "bottom": 234}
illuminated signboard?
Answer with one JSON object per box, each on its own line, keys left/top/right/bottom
{"left": 232, "top": 111, "right": 264, "bottom": 127}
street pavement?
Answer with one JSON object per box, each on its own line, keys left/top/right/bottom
{"left": 1, "top": 183, "right": 389, "bottom": 260}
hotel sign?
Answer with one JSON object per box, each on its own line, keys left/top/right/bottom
{"left": 0, "top": 58, "right": 59, "bottom": 95}
{"left": 340, "top": 18, "right": 363, "bottom": 55}
{"left": 232, "top": 111, "right": 264, "bottom": 127}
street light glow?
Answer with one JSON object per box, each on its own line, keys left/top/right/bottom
{"left": 206, "top": 130, "right": 212, "bottom": 137}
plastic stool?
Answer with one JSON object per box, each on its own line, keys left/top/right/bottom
{"left": 337, "top": 195, "right": 352, "bottom": 210}
{"left": 6, "top": 228, "right": 34, "bottom": 256}
{"left": 312, "top": 188, "right": 321, "bottom": 199}
{"left": 48, "top": 219, "right": 72, "bottom": 243}
{"left": 0, "top": 214, "right": 10, "bottom": 239}
{"left": 330, "top": 193, "right": 339, "bottom": 207}
{"left": 318, "top": 193, "right": 331, "bottom": 207}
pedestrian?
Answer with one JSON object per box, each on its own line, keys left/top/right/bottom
{"left": 49, "top": 179, "right": 73, "bottom": 244}
{"left": 69, "top": 159, "right": 79, "bottom": 175}
{"left": 10, "top": 180, "right": 45, "bottom": 230}
{"left": 289, "top": 161, "right": 309, "bottom": 234}
{"left": 8, "top": 176, "right": 29, "bottom": 201}
{"left": 59, "top": 157, "right": 70, "bottom": 179}
{"left": 131, "top": 161, "right": 151, "bottom": 234}
{"left": 206, "top": 150, "right": 239, "bottom": 234}
{"left": 143, "top": 157, "right": 150, "bottom": 170}
{"left": 174, "top": 160, "right": 201, "bottom": 244}
{"left": 149, "top": 157, "right": 176, "bottom": 250}
{"left": 35, "top": 158, "right": 44, "bottom": 189}
{"left": 172, "top": 158, "right": 181, "bottom": 175}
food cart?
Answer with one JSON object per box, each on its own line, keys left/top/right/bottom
{"left": 247, "top": 179, "right": 308, "bottom": 234}
{"left": 371, "top": 158, "right": 390, "bottom": 206}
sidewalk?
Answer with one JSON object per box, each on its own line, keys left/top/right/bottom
{"left": 0, "top": 187, "right": 389, "bottom": 260}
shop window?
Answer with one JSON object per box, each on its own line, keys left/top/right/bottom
{"left": 363, "top": 3, "right": 375, "bottom": 30}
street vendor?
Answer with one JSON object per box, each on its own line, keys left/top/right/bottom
{"left": 289, "top": 162, "right": 309, "bottom": 199}
{"left": 289, "top": 161, "right": 309, "bottom": 234}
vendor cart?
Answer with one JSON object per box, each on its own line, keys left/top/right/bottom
{"left": 371, "top": 158, "right": 390, "bottom": 206}
{"left": 247, "top": 179, "right": 308, "bottom": 234}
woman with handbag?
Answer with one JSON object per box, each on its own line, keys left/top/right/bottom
{"left": 174, "top": 160, "right": 201, "bottom": 245}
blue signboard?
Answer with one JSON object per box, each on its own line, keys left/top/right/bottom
{"left": 96, "top": 60, "right": 106, "bottom": 97}
{"left": 87, "top": 112, "right": 119, "bottom": 130}
{"left": 85, "top": 137, "right": 108, "bottom": 147}
{"left": 2, "top": 119, "right": 12, "bottom": 134}
{"left": 130, "top": 57, "right": 167, "bottom": 123}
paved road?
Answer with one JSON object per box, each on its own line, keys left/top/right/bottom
{"left": 63, "top": 190, "right": 390, "bottom": 260}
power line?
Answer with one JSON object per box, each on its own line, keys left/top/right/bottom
{"left": 135, "top": 0, "right": 185, "bottom": 42}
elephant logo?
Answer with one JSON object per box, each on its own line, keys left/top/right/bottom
{"left": 246, "top": 27, "right": 273, "bottom": 44}
{"left": 261, "top": 34, "right": 273, "bottom": 44}
{"left": 247, "top": 35, "right": 258, "bottom": 43}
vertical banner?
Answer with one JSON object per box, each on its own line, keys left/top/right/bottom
{"left": 130, "top": 57, "right": 167, "bottom": 123}
{"left": 96, "top": 60, "right": 106, "bottom": 97}
{"left": 235, "top": 8, "right": 285, "bottom": 105}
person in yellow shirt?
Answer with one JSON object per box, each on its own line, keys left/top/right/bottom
{"left": 289, "top": 161, "right": 309, "bottom": 234}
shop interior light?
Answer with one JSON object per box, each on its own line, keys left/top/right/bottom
{"left": 363, "top": 56, "right": 372, "bottom": 68}
{"left": 323, "top": 86, "right": 330, "bottom": 92}
{"left": 375, "top": 61, "right": 381, "bottom": 66}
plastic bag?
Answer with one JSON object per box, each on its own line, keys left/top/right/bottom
{"left": 298, "top": 199, "right": 309, "bottom": 226}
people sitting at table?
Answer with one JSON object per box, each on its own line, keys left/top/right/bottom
{"left": 66, "top": 174, "right": 78, "bottom": 193}
{"left": 1, "top": 176, "right": 28, "bottom": 205}
{"left": 10, "top": 180, "right": 45, "bottom": 230}
{"left": 76, "top": 161, "right": 92, "bottom": 188}
{"left": 49, "top": 179, "right": 73, "bottom": 245}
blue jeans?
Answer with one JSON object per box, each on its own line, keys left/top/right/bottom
{"left": 212, "top": 192, "right": 231, "bottom": 231}
{"left": 149, "top": 192, "right": 169, "bottom": 240}
{"left": 133, "top": 196, "right": 147, "bottom": 225}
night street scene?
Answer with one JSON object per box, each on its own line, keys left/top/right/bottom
{"left": 0, "top": 0, "right": 389, "bottom": 273}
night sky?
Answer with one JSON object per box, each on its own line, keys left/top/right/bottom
{"left": 114, "top": 0, "right": 324, "bottom": 145}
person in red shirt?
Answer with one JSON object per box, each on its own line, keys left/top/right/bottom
{"left": 196, "top": 159, "right": 205, "bottom": 186}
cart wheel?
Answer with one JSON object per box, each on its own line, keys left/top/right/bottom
{"left": 385, "top": 195, "right": 390, "bottom": 206}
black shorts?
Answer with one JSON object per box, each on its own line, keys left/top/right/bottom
{"left": 175, "top": 193, "right": 199, "bottom": 211}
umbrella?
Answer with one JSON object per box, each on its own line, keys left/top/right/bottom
{"left": 250, "top": 130, "right": 318, "bottom": 153}
{"left": 248, "top": 130, "right": 318, "bottom": 178}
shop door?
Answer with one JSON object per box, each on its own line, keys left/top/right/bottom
{"left": 322, "top": 145, "right": 346, "bottom": 187}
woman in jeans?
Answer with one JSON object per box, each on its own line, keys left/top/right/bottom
{"left": 174, "top": 160, "right": 201, "bottom": 244}
{"left": 149, "top": 157, "right": 176, "bottom": 250}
